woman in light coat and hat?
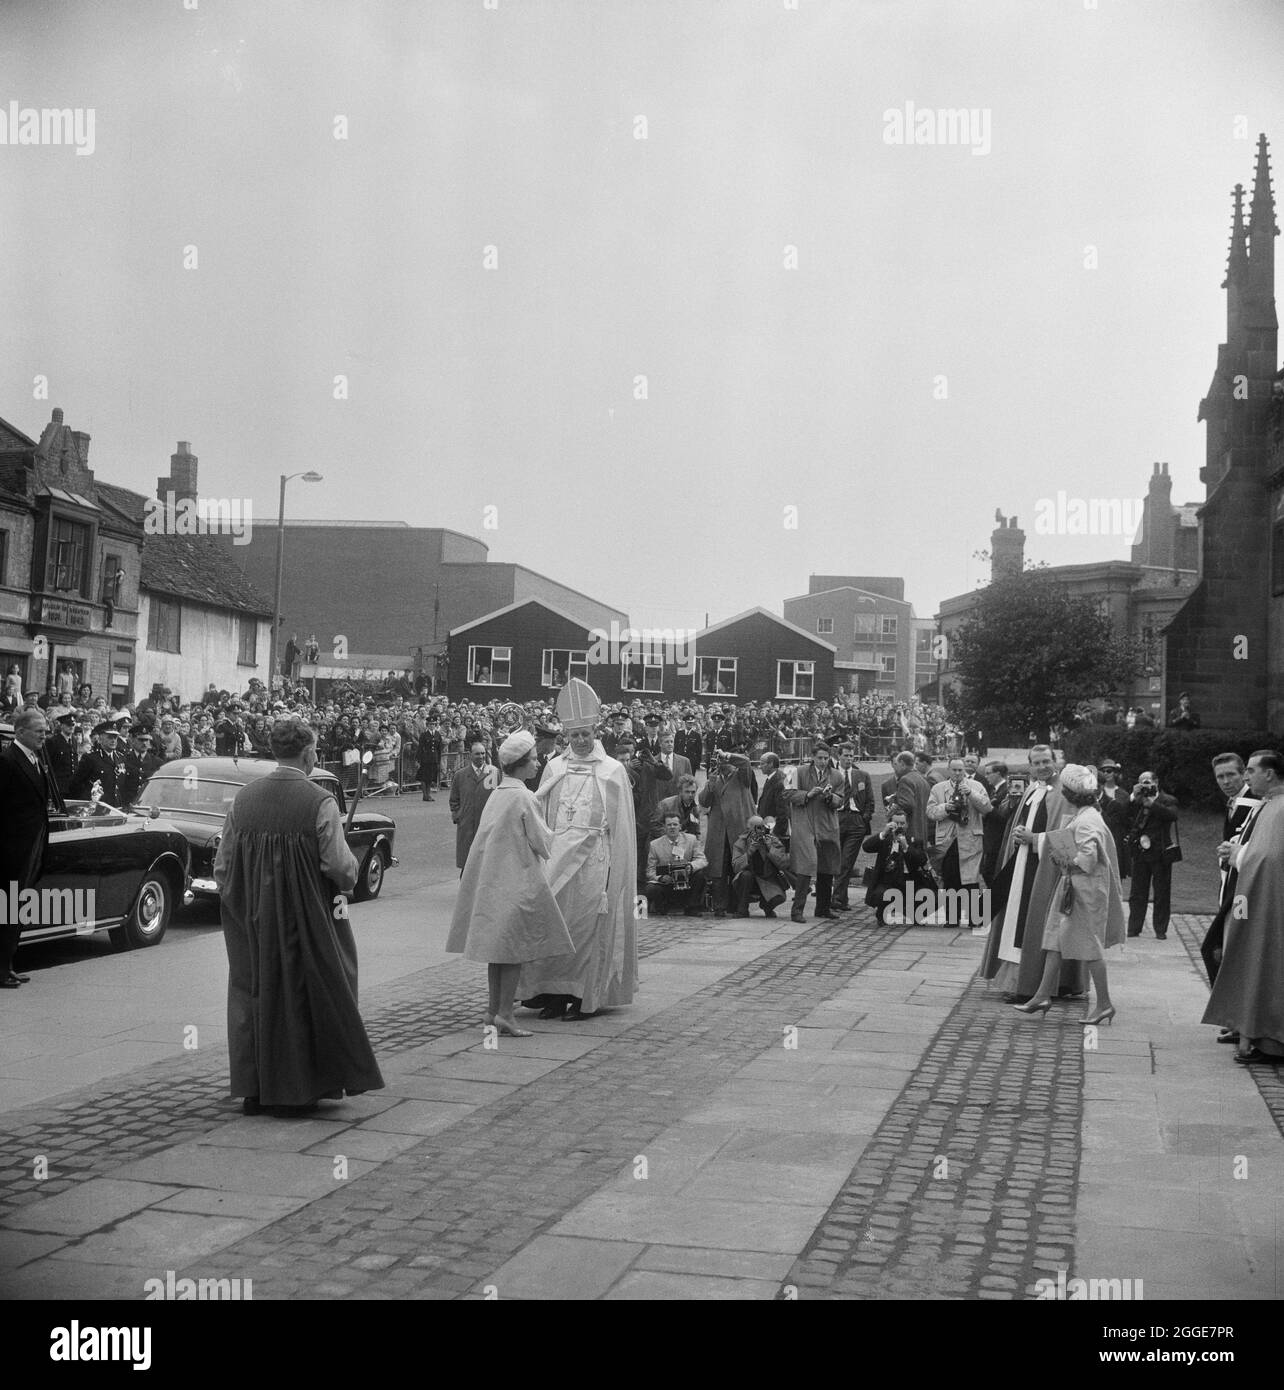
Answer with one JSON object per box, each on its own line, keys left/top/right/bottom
{"left": 1013, "top": 764, "right": 1126, "bottom": 1025}
{"left": 446, "top": 730, "right": 574, "bottom": 1037}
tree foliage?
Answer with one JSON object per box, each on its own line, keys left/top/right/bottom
{"left": 946, "top": 569, "right": 1144, "bottom": 741}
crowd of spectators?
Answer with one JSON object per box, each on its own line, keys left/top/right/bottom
{"left": 4, "top": 670, "right": 963, "bottom": 793}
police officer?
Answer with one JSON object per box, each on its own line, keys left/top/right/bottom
{"left": 118, "top": 724, "right": 153, "bottom": 805}
{"left": 70, "top": 722, "right": 122, "bottom": 803}
{"left": 45, "top": 706, "right": 80, "bottom": 796}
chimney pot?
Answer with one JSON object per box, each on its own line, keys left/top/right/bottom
{"left": 52, "top": 408, "right": 64, "bottom": 424}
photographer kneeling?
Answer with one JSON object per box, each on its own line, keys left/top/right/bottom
{"left": 645, "top": 813, "right": 708, "bottom": 918}
{"left": 730, "top": 815, "right": 793, "bottom": 918}
{"left": 862, "top": 804, "right": 935, "bottom": 927}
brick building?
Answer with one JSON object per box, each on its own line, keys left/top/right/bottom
{"left": 1163, "top": 134, "right": 1283, "bottom": 731}
{"left": 99, "top": 444, "right": 274, "bottom": 703}
{"left": 0, "top": 408, "right": 145, "bottom": 707}
{"left": 936, "top": 463, "right": 1202, "bottom": 720}
{"left": 783, "top": 576, "right": 922, "bottom": 700}
{"left": 220, "top": 522, "right": 626, "bottom": 684}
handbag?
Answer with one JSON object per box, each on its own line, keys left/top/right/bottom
{"left": 1058, "top": 875, "right": 1075, "bottom": 913}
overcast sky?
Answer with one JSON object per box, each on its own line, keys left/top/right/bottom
{"left": 2, "top": 0, "right": 1281, "bottom": 637}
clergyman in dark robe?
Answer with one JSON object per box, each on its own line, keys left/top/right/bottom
{"left": 214, "top": 716, "right": 383, "bottom": 1116}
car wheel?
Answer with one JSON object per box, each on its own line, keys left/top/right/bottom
{"left": 354, "top": 848, "right": 385, "bottom": 901}
{"left": 109, "top": 873, "right": 172, "bottom": 950}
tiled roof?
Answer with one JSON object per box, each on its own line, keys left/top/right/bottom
{"left": 94, "top": 482, "right": 146, "bottom": 522}
{"left": 0, "top": 416, "right": 38, "bottom": 451}
{"left": 142, "top": 532, "right": 274, "bottom": 617}
{"left": 97, "top": 482, "right": 273, "bottom": 617}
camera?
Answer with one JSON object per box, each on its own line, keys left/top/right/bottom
{"left": 945, "top": 785, "right": 969, "bottom": 822}
{"left": 671, "top": 863, "right": 691, "bottom": 890}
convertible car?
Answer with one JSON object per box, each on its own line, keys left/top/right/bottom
{"left": 136, "top": 755, "right": 397, "bottom": 902}
{"left": 2, "top": 724, "right": 191, "bottom": 951}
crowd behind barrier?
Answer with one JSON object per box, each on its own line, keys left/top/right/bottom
{"left": 2, "top": 672, "right": 971, "bottom": 798}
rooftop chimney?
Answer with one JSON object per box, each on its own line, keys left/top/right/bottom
{"left": 990, "top": 512, "right": 1025, "bottom": 582}
{"left": 157, "top": 441, "right": 198, "bottom": 502}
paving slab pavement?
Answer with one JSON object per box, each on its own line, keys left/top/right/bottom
{"left": 0, "top": 902, "right": 1280, "bottom": 1300}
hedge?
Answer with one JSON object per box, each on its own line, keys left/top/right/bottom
{"left": 1060, "top": 728, "right": 1282, "bottom": 811}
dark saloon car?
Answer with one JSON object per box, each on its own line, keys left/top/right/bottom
{"left": 137, "top": 756, "right": 398, "bottom": 902}
{"left": 1, "top": 725, "right": 191, "bottom": 951}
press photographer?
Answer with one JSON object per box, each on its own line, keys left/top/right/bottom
{"left": 861, "top": 805, "right": 933, "bottom": 927}
{"left": 645, "top": 812, "right": 708, "bottom": 917}
{"left": 926, "top": 757, "right": 992, "bottom": 926}
{"left": 730, "top": 815, "right": 792, "bottom": 918}
{"left": 1125, "top": 770, "right": 1180, "bottom": 940}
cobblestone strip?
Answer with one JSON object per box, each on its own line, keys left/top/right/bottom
{"left": 1171, "top": 911, "right": 1284, "bottom": 1139}
{"left": 0, "top": 912, "right": 720, "bottom": 1221}
{"left": 177, "top": 918, "right": 911, "bottom": 1299}
{"left": 780, "top": 971, "right": 1084, "bottom": 1299}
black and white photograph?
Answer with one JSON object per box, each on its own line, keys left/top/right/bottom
{"left": 1, "top": 0, "right": 1282, "bottom": 1342}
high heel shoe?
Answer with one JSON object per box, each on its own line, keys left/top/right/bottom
{"left": 1012, "top": 999, "right": 1051, "bottom": 1016}
{"left": 1082, "top": 1006, "right": 1116, "bottom": 1027}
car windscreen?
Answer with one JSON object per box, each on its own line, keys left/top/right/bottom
{"left": 137, "top": 777, "right": 244, "bottom": 816}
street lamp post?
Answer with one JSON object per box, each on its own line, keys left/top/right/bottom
{"left": 270, "top": 470, "right": 323, "bottom": 691}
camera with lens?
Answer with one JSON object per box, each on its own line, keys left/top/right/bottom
{"left": 671, "top": 863, "right": 691, "bottom": 890}
{"left": 945, "top": 784, "right": 970, "bottom": 822}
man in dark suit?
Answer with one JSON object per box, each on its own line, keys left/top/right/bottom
{"left": 0, "top": 708, "right": 53, "bottom": 987}
{"left": 756, "top": 752, "right": 790, "bottom": 841}
{"left": 832, "top": 743, "right": 876, "bottom": 910}
{"left": 655, "top": 733, "right": 691, "bottom": 784}
{"left": 615, "top": 734, "right": 672, "bottom": 885}
{"left": 1125, "top": 770, "right": 1180, "bottom": 939}
{"left": 890, "top": 751, "right": 932, "bottom": 845}
{"left": 70, "top": 722, "right": 123, "bottom": 803}
{"left": 45, "top": 706, "right": 79, "bottom": 796}
{"left": 448, "top": 740, "right": 495, "bottom": 874}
